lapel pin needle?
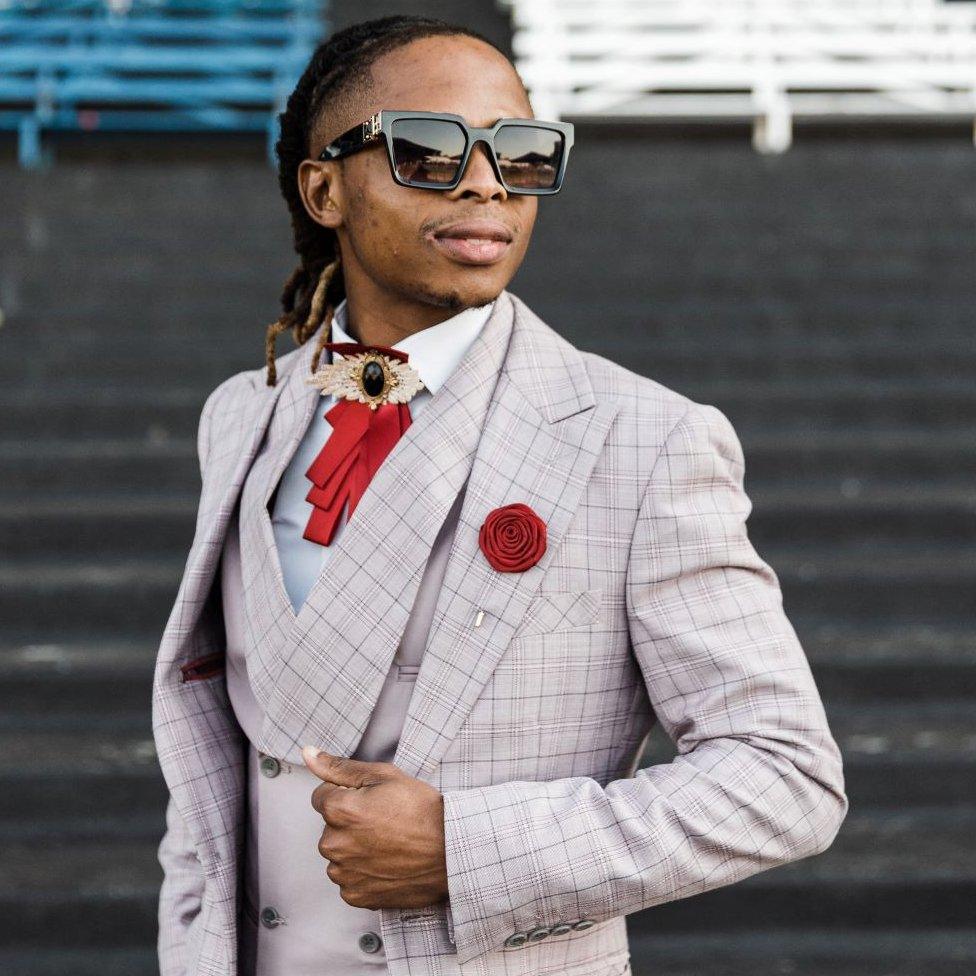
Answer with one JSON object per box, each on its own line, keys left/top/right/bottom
{"left": 474, "top": 610, "right": 485, "bottom": 628}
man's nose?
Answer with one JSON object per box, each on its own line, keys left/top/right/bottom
{"left": 450, "top": 140, "right": 507, "bottom": 200}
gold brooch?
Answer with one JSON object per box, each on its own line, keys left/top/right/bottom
{"left": 306, "top": 350, "right": 425, "bottom": 410}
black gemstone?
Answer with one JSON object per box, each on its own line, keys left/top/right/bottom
{"left": 361, "top": 360, "right": 386, "bottom": 397}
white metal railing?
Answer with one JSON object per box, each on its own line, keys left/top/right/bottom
{"left": 498, "top": 0, "right": 976, "bottom": 151}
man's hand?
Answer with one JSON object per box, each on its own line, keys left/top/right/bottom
{"left": 301, "top": 744, "right": 450, "bottom": 911}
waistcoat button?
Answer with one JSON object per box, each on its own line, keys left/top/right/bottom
{"left": 260, "top": 906, "right": 285, "bottom": 929}
{"left": 359, "top": 931, "right": 383, "bottom": 953}
{"left": 260, "top": 755, "right": 281, "bottom": 778}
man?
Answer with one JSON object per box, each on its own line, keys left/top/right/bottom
{"left": 152, "top": 14, "right": 849, "bottom": 976}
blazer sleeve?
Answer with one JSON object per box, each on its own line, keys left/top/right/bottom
{"left": 440, "top": 399, "right": 849, "bottom": 966}
{"left": 157, "top": 795, "right": 207, "bottom": 976}
{"left": 155, "top": 380, "right": 228, "bottom": 974}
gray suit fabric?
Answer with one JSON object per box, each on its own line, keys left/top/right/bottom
{"left": 152, "top": 290, "right": 848, "bottom": 976}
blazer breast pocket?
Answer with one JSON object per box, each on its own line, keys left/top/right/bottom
{"left": 512, "top": 587, "right": 603, "bottom": 641}
{"left": 180, "top": 651, "right": 226, "bottom": 683}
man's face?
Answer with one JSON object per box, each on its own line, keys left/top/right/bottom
{"left": 299, "top": 35, "right": 539, "bottom": 312}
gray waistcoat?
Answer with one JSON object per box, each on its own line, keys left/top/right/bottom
{"left": 219, "top": 364, "right": 466, "bottom": 976}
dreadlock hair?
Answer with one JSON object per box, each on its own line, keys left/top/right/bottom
{"left": 264, "top": 14, "right": 511, "bottom": 386}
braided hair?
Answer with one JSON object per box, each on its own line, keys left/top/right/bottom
{"left": 264, "top": 15, "right": 508, "bottom": 386}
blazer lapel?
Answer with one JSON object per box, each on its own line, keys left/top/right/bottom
{"left": 179, "top": 358, "right": 294, "bottom": 641}
{"left": 257, "top": 293, "right": 518, "bottom": 764}
{"left": 392, "top": 293, "right": 620, "bottom": 781}
{"left": 231, "top": 328, "right": 328, "bottom": 711}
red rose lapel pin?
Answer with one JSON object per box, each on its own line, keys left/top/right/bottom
{"left": 478, "top": 502, "right": 547, "bottom": 573}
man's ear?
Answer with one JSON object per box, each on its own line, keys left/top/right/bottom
{"left": 297, "top": 159, "right": 343, "bottom": 231}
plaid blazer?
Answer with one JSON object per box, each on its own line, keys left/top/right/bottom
{"left": 152, "top": 289, "right": 848, "bottom": 976}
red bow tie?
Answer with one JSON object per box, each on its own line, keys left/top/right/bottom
{"left": 303, "top": 341, "right": 415, "bottom": 547}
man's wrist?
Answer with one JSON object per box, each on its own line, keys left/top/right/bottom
{"left": 435, "top": 789, "right": 450, "bottom": 900}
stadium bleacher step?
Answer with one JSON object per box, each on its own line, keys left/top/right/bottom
{"left": 1, "top": 806, "right": 974, "bottom": 948}
{"left": 747, "top": 483, "right": 976, "bottom": 546}
{"left": 641, "top": 700, "right": 976, "bottom": 808}
{"left": 2, "top": 481, "right": 972, "bottom": 559}
{"left": 627, "top": 930, "right": 976, "bottom": 976}
{"left": 1, "top": 663, "right": 972, "bottom": 820}
{"left": 3, "top": 543, "right": 973, "bottom": 633}
{"left": 798, "top": 622, "right": 976, "bottom": 702}
{"left": 0, "top": 949, "right": 159, "bottom": 976}
{"left": 3, "top": 427, "right": 975, "bottom": 497}
{"left": 3, "top": 375, "right": 976, "bottom": 438}
{"left": 0, "top": 437, "right": 199, "bottom": 493}
{"left": 0, "top": 386, "right": 208, "bottom": 438}
{"left": 0, "top": 494, "right": 199, "bottom": 559}
{"left": 2, "top": 935, "right": 975, "bottom": 976}
{"left": 6, "top": 326, "right": 976, "bottom": 386}
{"left": 736, "top": 428, "right": 976, "bottom": 483}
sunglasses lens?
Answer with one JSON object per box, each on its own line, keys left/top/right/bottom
{"left": 494, "top": 125, "right": 564, "bottom": 190}
{"left": 391, "top": 118, "right": 466, "bottom": 185}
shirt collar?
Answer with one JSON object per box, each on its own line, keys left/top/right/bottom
{"left": 329, "top": 297, "right": 495, "bottom": 396}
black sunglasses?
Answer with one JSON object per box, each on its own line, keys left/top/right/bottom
{"left": 316, "top": 109, "right": 575, "bottom": 195}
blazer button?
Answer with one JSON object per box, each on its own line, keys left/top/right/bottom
{"left": 526, "top": 926, "right": 550, "bottom": 942}
{"left": 550, "top": 922, "right": 573, "bottom": 936}
{"left": 359, "top": 931, "right": 383, "bottom": 953}
{"left": 260, "top": 906, "right": 285, "bottom": 929}
{"left": 504, "top": 932, "right": 529, "bottom": 948}
{"left": 571, "top": 919, "right": 596, "bottom": 930}
{"left": 259, "top": 755, "right": 281, "bottom": 778}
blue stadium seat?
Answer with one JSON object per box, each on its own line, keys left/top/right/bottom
{"left": 0, "top": 0, "right": 328, "bottom": 167}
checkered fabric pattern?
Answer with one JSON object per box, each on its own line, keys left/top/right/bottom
{"left": 152, "top": 289, "right": 848, "bottom": 976}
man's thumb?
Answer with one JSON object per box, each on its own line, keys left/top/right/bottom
{"left": 301, "top": 744, "right": 386, "bottom": 787}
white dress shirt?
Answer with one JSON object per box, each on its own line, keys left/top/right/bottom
{"left": 270, "top": 296, "right": 495, "bottom": 614}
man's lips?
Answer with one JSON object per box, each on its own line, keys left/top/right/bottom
{"left": 428, "top": 219, "right": 514, "bottom": 266}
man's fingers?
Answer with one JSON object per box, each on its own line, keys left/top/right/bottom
{"left": 318, "top": 825, "right": 340, "bottom": 864}
{"left": 311, "top": 780, "right": 365, "bottom": 832}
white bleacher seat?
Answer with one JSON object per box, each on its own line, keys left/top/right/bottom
{"left": 498, "top": 0, "right": 976, "bottom": 151}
